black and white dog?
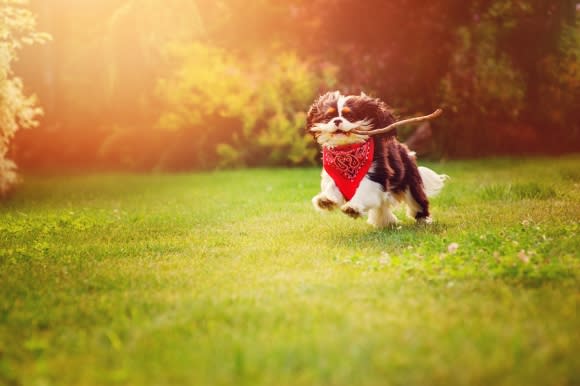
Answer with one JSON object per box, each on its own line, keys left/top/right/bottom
{"left": 307, "top": 91, "right": 447, "bottom": 228}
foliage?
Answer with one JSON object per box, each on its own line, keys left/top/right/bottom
{"left": 439, "top": 20, "right": 526, "bottom": 155}
{"left": 441, "top": 26, "right": 526, "bottom": 118}
{"left": 7, "top": 0, "right": 580, "bottom": 171}
{"left": 1, "top": 157, "right": 579, "bottom": 385}
{"left": 0, "top": 0, "right": 49, "bottom": 195}
{"left": 437, "top": 0, "right": 578, "bottom": 156}
{"left": 155, "top": 43, "right": 337, "bottom": 168}
{"left": 536, "top": 23, "right": 580, "bottom": 135}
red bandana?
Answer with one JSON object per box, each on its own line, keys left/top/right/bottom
{"left": 322, "top": 139, "right": 374, "bottom": 200}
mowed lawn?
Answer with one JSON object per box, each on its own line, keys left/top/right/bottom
{"left": 1, "top": 157, "right": 579, "bottom": 386}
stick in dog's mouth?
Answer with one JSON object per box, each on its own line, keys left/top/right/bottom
{"left": 351, "top": 109, "right": 442, "bottom": 136}
{"left": 309, "top": 109, "right": 442, "bottom": 136}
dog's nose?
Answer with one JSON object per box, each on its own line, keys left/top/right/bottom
{"left": 333, "top": 119, "right": 342, "bottom": 127}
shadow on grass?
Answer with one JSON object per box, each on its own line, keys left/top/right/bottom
{"left": 327, "top": 221, "right": 449, "bottom": 250}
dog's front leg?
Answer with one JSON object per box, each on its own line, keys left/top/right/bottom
{"left": 341, "top": 178, "right": 384, "bottom": 219}
{"left": 312, "top": 169, "right": 345, "bottom": 211}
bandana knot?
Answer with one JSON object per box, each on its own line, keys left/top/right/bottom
{"left": 322, "top": 139, "right": 374, "bottom": 200}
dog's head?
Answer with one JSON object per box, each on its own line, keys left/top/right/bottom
{"left": 306, "top": 91, "right": 396, "bottom": 148}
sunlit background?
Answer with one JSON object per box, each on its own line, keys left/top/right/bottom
{"left": 7, "top": 0, "right": 580, "bottom": 173}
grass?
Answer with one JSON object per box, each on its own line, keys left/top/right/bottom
{"left": 1, "top": 156, "right": 579, "bottom": 386}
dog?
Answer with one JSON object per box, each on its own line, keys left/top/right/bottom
{"left": 307, "top": 91, "right": 447, "bottom": 228}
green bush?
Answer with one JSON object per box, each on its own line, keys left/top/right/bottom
{"left": 439, "top": 3, "right": 527, "bottom": 156}
{"left": 536, "top": 23, "right": 580, "bottom": 136}
{"left": 437, "top": 1, "right": 579, "bottom": 156}
{"left": 155, "top": 43, "right": 337, "bottom": 169}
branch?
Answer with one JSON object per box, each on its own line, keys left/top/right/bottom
{"left": 351, "top": 109, "right": 443, "bottom": 136}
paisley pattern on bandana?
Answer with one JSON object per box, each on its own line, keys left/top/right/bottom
{"left": 323, "top": 139, "right": 374, "bottom": 200}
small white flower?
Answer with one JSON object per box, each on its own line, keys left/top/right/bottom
{"left": 517, "top": 250, "right": 530, "bottom": 264}
{"left": 447, "top": 242, "right": 459, "bottom": 253}
{"left": 379, "top": 252, "right": 390, "bottom": 265}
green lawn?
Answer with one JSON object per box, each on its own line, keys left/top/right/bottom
{"left": 1, "top": 157, "right": 579, "bottom": 386}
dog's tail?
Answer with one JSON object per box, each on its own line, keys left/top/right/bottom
{"left": 418, "top": 166, "right": 449, "bottom": 197}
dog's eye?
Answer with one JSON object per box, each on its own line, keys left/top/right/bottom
{"left": 342, "top": 107, "right": 352, "bottom": 116}
{"left": 325, "top": 107, "right": 336, "bottom": 116}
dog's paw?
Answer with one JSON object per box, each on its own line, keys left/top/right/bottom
{"left": 416, "top": 216, "right": 433, "bottom": 225}
{"left": 368, "top": 210, "right": 399, "bottom": 228}
{"left": 312, "top": 195, "right": 338, "bottom": 211}
{"left": 341, "top": 203, "right": 363, "bottom": 219}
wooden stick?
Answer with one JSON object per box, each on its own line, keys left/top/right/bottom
{"left": 351, "top": 108, "right": 442, "bottom": 136}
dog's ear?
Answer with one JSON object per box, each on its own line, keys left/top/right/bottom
{"left": 374, "top": 99, "right": 396, "bottom": 134}
{"left": 306, "top": 91, "right": 340, "bottom": 133}
{"left": 306, "top": 102, "right": 320, "bottom": 133}
{"left": 355, "top": 94, "right": 396, "bottom": 136}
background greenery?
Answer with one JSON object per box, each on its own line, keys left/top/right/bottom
{"left": 7, "top": 0, "right": 580, "bottom": 173}
{"left": 1, "top": 157, "right": 579, "bottom": 385}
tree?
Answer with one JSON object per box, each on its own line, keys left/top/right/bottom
{"left": 0, "top": 0, "right": 50, "bottom": 196}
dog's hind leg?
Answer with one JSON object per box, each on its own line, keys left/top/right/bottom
{"left": 400, "top": 148, "right": 431, "bottom": 223}
{"left": 368, "top": 200, "right": 399, "bottom": 228}
{"left": 403, "top": 187, "right": 431, "bottom": 224}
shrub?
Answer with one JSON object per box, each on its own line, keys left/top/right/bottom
{"left": 0, "top": 0, "right": 49, "bottom": 196}
{"left": 536, "top": 23, "right": 580, "bottom": 142}
{"left": 155, "top": 43, "right": 337, "bottom": 169}
{"left": 439, "top": 12, "right": 526, "bottom": 156}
